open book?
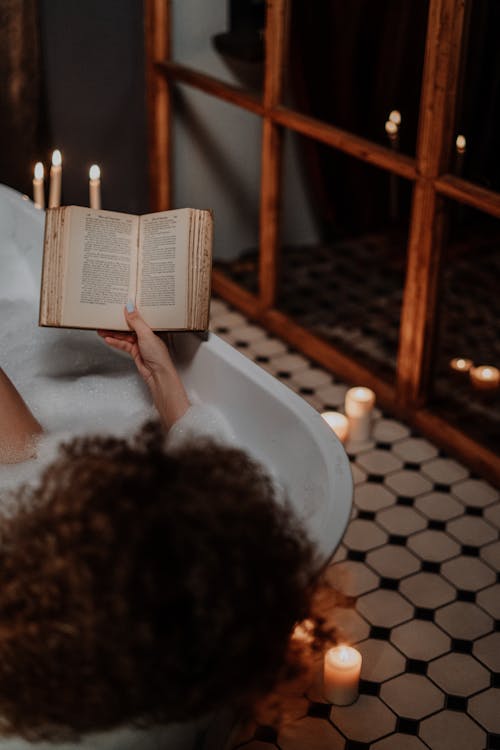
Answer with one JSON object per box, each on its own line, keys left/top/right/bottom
{"left": 39, "top": 205, "right": 213, "bottom": 331}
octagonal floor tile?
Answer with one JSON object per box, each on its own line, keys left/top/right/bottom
{"left": 435, "top": 601, "right": 494, "bottom": 640}
{"left": 408, "top": 529, "right": 460, "bottom": 562}
{"left": 380, "top": 673, "right": 444, "bottom": 719}
{"left": 441, "top": 556, "right": 496, "bottom": 591}
{"left": 391, "top": 620, "right": 451, "bottom": 661}
{"left": 427, "top": 653, "right": 490, "bottom": 697}
{"left": 355, "top": 450, "right": 403, "bottom": 476}
{"left": 399, "top": 572, "right": 455, "bottom": 609}
{"left": 350, "top": 463, "right": 367, "bottom": 486}
{"left": 330, "top": 695, "right": 396, "bottom": 743}
{"left": 326, "top": 560, "right": 379, "bottom": 598}
{"left": 279, "top": 716, "right": 345, "bottom": 750}
{"left": 385, "top": 470, "right": 433, "bottom": 498}
{"left": 473, "top": 632, "right": 500, "bottom": 671}
{"left": 392, "top": 437, "right": 439, "bottom": 463}
{"left": 376, "top": 506, "right": 427, "bottom": 536}
{"left": 342, "top": 519, "right": 388, "bottom": 552}
{"left": 354, "top": 483, "right": 395, "bottom": 512}
{"left": 371, "top": 419, "right": 410, "bottom": 443}
{"left": 356, "top": 590, "right": 414, "bottom": 628}
{"left": 477, "top": 583, "right": 500, "bottom": 618}
{"left": 468, "top": 688, "right": 500, "bottom": 734}
{"left": 419, "top": 710, "right": 486, "bottom": 750}
{"left": 421, "top": 458, "right": 469, "bottom": 485}
{"left": 451, "top": 478, "right": 498, "bottom": 507}
{"left": 357, "top": 639, "right": 406, "bottom": 683}
{"left": 366, "top": 545, "right": 421, "bottom": 579}
{"left": 372, "top": 735, "right": 427, "bottom": 750}
{"left": 484, "top": 503, "right": 500, "bottom": 530}
{"left": 447, "top": 516, "right": 497, "bottom": 547}
{"left": 480, "top": 540, "right": 500, "bottom": 570}
{"left": 316, "top": 383, "right": 348, "bottom": 408}
{"left": 333, "top": 607, "right": 371, "bottom": 645}
{"left": 414, "top": 492, "right": 464, "bottom": 521}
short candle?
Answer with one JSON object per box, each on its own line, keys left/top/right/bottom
{"left": 344, "top": 387, "right": 376, "bottom": 442}
{"left": 470, "top": 365, "right": 500, "bottom": 391}
{"left": 450, "top": 357, "right": 473, "bottom": 373}
{"left": 323, "top": 645, "right": 362, "bottom": 706}
{"left": 33, "top": 162, "right": 45, "bottom": 209}
{"left": 48, "top": 149, "right": 62, "bottom": 208}
{"left": 321, "top": 411, "right": 349, "bottom": 443}
{"left": 89, "top": 164, "right": 101, "bottom": 210}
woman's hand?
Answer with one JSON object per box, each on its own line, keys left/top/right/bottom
{"left": 98, "top": 303, "right": 190, "bottom": 430}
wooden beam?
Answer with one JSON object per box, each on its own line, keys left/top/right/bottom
{"left": 436, "top": 173, "right": 500, "bottom": 218}
{"left": 397, "top": 0, "right": 466, "bottom": 407}
{"left": 144, "top": 0, "right": 171, "bottom": 210}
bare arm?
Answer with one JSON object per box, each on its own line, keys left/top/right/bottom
{"left": 0, "top": 368, "right": 43, "bottom": 464}
{"left": 98, "top": 304, "right": 191, "bottom": 430}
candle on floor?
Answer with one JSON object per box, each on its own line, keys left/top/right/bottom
{"left": 48, "top": 149, "right": 62, "bottom": 208}
{"left": 455, "top": 134, "right": 466, "bottom": 177}
{"left": 470, "top": 365, "right": 500, "bottom": 391}
{"left": 323, "top": 645, "right": 362, "bottom": 705}
{"left": 89, "top": 164, "right": 101, "bottom": 209}
{"left": 450, "top": 357, "right": 473, "bottom": 374}
{"left": 33, "top": 162, "right": 45, "bottom": 209}
{"left": 344, "top": 387, "right": 375, "bottom": 442}
{"left": 321, "top": 411, "right": 349, "bottom": 443}
{"left": 389, "top": 109, "right": 401, "bottom": 126}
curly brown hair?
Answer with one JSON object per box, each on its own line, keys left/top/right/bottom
{"left": 0, "top": 421, "right": 332, "bottom": 739}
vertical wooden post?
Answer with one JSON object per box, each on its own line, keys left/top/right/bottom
{"left": 144, "top": 0, "right": 171, "bottom": 211}
{"left": 259, "top": 0, "right": 287, "bottom": 309}
{"left": 396, "top": 0, "right": 466, "bottom": 407}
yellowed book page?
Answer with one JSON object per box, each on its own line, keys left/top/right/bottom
{"left": 61, "top": 206, "right": 139, "bottom": 330}
{"left": 136, "top": 208, "right": 190, "bottom": 329}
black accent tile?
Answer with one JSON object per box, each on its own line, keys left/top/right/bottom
{"left": 358, "top": 510, "right": 376, "bottom": 521}
{"left": 359, "top": 679, "right": 380, "bottom": 696}
{"left": 367, "top": 474, "right": 385, "bottom": 483}
{"left": 397, "top": 496, "right": 414, "bottom": 506}
{"left": 397, "top": 717, "right": 420, "bottom": 735}
{"left": 347, "top": 549, "right": 367, "bottom": 562}
{"left": 462, "top": 544, "right": 480, "bottom": 557}
{"left": 255, "top": 355, "right": 269, "bottom": 363}
{"left": 254, "top": 725, "right": 278, "bottom": 743}
{"left": 215, "top": 326, "right": 228, "bottom": 334}
{"left": 434, "top": 483, "right": 451, "bottom": 493}
{"left": 277, "top": 370, "right": 291, "bottom": 379}
{"left": 422, "top": 560, "right": 441, "bottom": 573}
{"left": 299, "top": 387, "right": 315, "bottom": 395}
{"left": 487, "top": 733, "right": 500, "bottom": 749}
{"left": 235, "top": 340, "right": 249, "bottom": 348}
{"left": 345, "top": 741, "right": 371, "bottom": 750}
{"left": 428, "top": 519, "right": 447, "bottom": 531}
{"left": 465, "top": 505, "right": 483, "bottom": 516}
{"left": 370, "top": 625, "right": 392, "bottom": 640}
{"left": 491, "top": 672, "right": 500, "bottom": 688}
{"left": 307, "top": 701, "right": 331, "bottom": 719}
{"left": 388, "top": 534, "right": 407, "bottom": 546}
{"left": 379, "top": 577, "right": 400, "bottom": 590}
{"left": 495, "top": 619, "right": 500, "bottom": 631}
{"left": 446, "top": 694, "right": 468, "bottom": 712}
{"left": 415, "top": 607, "right": 435, "bottom": 621}
{"left": 375, "top": 441, "right": 392, "bottom": 451}
{"left": 406, "top": 658, "right": 428, "bottom": 675}
{"left": 451, "top": 638, "right": 473, "bottom": 654}
{"left": 404, "top": 461, "right": 421, "bottom": 471}
{"left": 456, "top": 589, "right": 476, "bottom": 602}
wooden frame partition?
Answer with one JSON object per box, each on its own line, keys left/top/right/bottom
{"left": 144, "top": 0, "right": 500, "bottom": 486}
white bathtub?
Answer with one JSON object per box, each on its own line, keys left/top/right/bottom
{"left": 0, "top": 184, "right": 352, "bottom": 749}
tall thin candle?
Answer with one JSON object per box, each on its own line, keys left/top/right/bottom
{"left": 33, "top": 162, "right": 45, "bottom": 209}
{"left": 48, "top": 149, "right": 62, "bottom": 208}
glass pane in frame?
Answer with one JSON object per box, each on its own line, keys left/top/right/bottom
{"left": 276, "top": 131, "right": 413, "bottom": 382}
{"left": 171, "top": 0, "right": 265, "bottom": 93}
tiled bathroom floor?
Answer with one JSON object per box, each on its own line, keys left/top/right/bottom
{"left": 209, "top": 297, "right": 500, "bottom": 750}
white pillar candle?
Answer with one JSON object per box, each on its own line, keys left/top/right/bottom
{"left": 48, "top": 149, "right": 62, "bottom": 208}
{"left": 321, "top": 411, "right": 349, "bottom": 443}
{"left": 323, "top": 645, "right": 362, "bottom": 705}
{"left": 344, "top": 387, "right": 375, "bottom": 442}
{"left": 33, "top": 162, "right": 45, "bottom": 209}
{"left": 89, "top": 164, "right": 101, "bottom": 209}
{"left": 450, "top": 357, "right": 473, "bottom": 374}
{"left": 470, "top": 365, "right": 500, "bottom": 391}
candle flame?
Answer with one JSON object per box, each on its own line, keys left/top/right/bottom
{"left": 456, "top": 135, "right": 466, "bottom": 153}
{"left": 89, "top": 164, "right": 101, "bottom": 180}
{"left": 352, "top": 387, "right": 373, "bottom": 401}
{"left": 481, "top": 367, "right": 494, "bottom": 379}
{"left": 389, "top": 110, "right": 401, "bottom": 126}
{"left": 52, "top": 149, "right": 62, "bottom": 167}
{"left": 34, "top": 162, "right": 44, "bottom": 180}
{"left": 338, "top": 646, "right": 350, "bottom": 663}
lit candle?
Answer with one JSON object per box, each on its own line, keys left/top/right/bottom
{"left": 89, "top": 164, "right": 101, "bottom": 209}
{"left": 385, "top": 119, "right": 399, "bottom": 221}
{"left": 450, "top": 357, "right": 473, "bottom": 374}
{"left": 344, "top": 387, "right": 375, "bottom": 442}
{"left": 455, "top": 134, "right": 466, "bottom": 177}
{"left": 470, "top": 365, "right": 500, "bottom": 391}
{"left": 389, "top": 109, "right": 401, "bottom": 126}
{"left": 323, "top": 645, "right": 362, "bottom": 705}
{"left": 48, "top": 149, "right": 62, "bottom": 208}
{"left": 321, "top": 411, "right": 349, "bottom": 443}
{"left": 33, "top": 162, "right": 45, "bottom": 209}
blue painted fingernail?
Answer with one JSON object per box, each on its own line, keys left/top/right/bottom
{"left": 126, "top": 300, "right": 135, "bottom": 313}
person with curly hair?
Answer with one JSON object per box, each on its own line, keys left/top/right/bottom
{"left": 0, "top": 304, "right": 333, "bottom": 742}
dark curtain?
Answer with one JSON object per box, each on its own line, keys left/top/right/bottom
{"left": 289, "top": 1, "right": 429, "bottom": 237}
{"left": 0, "top": 0, "right": 47, "bottom": 195}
